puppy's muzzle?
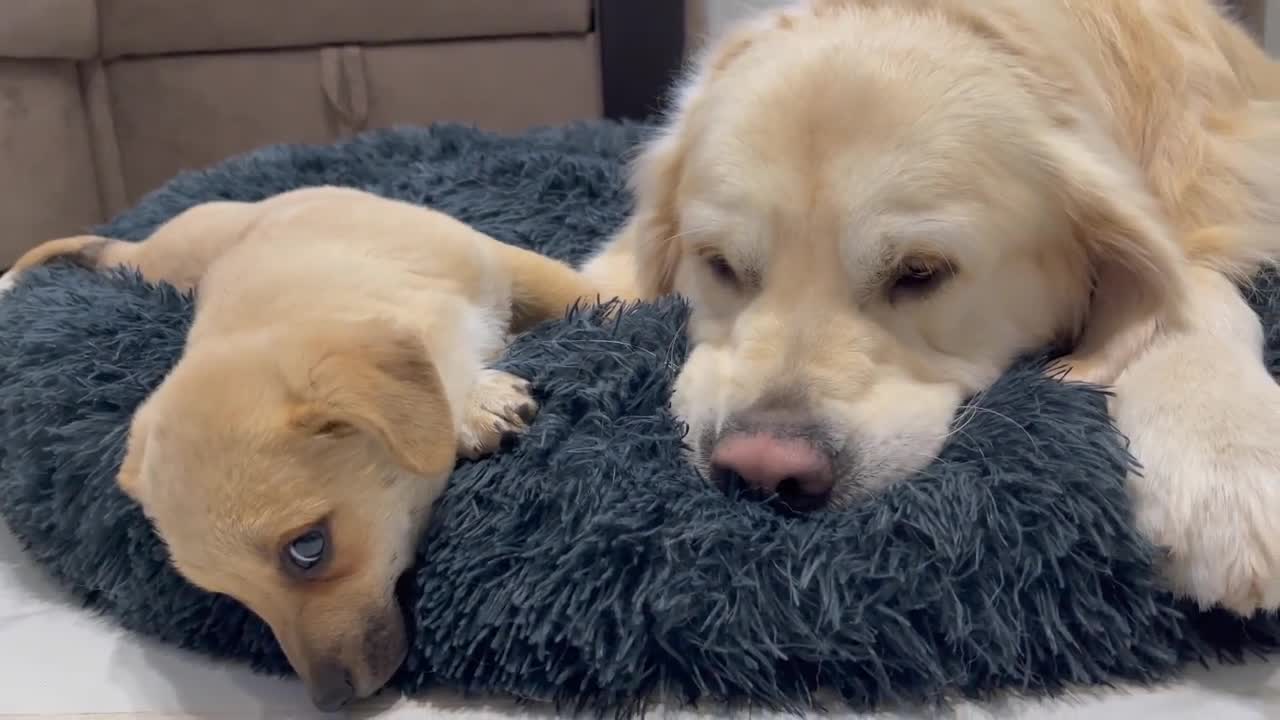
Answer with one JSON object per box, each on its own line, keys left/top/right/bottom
{"left": 308, "top": 662, "right": 356, "bottom": 712}
{"left": 301, "top": 610, "right": 409, "bottom": 712}
{"left": 708, "top": 405, "right": 840, "bottom": 514}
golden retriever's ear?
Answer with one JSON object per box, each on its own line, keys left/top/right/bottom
{"left": 702, "top": 9, "right": 780, "bottom": 73}
{"left": 620, "top": 6, "right": 791, "bottom": 298}
{"left": 291, "top": 320, "right": 454, "bottom": 476}
{"left": 623, "top": 130, "right": 687, "bottom": 297}
{"left": 1039, "top": 126, "right": 1191, "bottom": 383}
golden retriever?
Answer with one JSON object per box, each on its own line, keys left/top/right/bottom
{"left": 582, "top": 0, "right": 1280, "bottom": 616}
{"left": 0, "top": 186, "right": 596, "bottom": 710}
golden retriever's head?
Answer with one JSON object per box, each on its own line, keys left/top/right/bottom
{"left": 117, "top": 318, "right": 456, "bottom": 710}
{"left": 624, "top": 1, "right": 1187, "bottom": 511}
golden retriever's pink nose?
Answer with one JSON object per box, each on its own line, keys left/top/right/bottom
{"left": 710, "top": 433, "right": 834, "bottom": 512}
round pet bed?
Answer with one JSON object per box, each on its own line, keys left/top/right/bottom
{"left": 0, "top": 121, "right": 1277, "bottom": 714}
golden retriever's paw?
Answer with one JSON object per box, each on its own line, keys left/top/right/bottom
{"left": 455, "top": 369, "right": 538, "bottom": 460}
{"left": 1110, "top": 270, "right": 1280, "bottom": 616}
{"left": 1115, "top": 343, "right": 1280, "bottom": 615}
{"left": 1132, "top": 445, "right": 1280, "bottom": 616}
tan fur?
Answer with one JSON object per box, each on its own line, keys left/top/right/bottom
{"left": 0, "top": 186, "right": 598, "bottom": 708}
{"left": 581, "top": 0, "right": 1280, "bottom": 615}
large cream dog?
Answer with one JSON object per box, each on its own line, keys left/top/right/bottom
{"left": 582, "top": 0, "right": 1280, "bottom": 615}
{"left": 0, "top": 186, "right": 597, "bottom": 710}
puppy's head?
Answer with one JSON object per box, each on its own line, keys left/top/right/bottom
{"left": 626, "top": 1, "right": 1188, "bottom": 511}
{"left": 117, "top": 318, "right": 456, "bottom": 710}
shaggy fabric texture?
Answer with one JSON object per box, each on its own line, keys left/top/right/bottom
{"left": 1, "top": 122, "right": 1278, "bottom": 715}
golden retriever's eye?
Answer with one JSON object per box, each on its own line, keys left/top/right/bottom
{"left": 313, "top": 419, "right": 355, "bottom": 438}
{"left": 704, "top": 254, "right": 740, "bottom": 287}
{"left": 889, "top": 258, "right": 947, "bottom": 301}
{"left": 284, "top": 527, "right": 328, "bottom": 574}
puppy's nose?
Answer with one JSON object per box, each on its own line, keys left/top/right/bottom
{"left": 308, "top": 663, "right": 355, "bottom": 712}
{"left": 711, "top": 432, "right": 834, "bottom": 512}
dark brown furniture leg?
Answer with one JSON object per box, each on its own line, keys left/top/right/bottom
{"left": 596, "top": 0, "right": 687, "bottom": 121}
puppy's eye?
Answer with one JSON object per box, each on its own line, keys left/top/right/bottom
{"left": 285, "top": 528, "right": 327, "bottom": 572}
{"left": 890, "top": 258, "right": 947, "bottom": 300}
{"left": 701, "top": 254, "right": 736, "bottom": 285}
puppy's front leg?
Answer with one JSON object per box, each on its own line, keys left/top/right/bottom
{"left": 1104, "top": 268, "right": 1280, "bottom": 615}
{"left": 455, "top": 369, "right": 539, "bottom": 461}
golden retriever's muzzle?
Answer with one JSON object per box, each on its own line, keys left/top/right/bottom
{"left": 703, "top": 396, "right": 847, "bottom": 514}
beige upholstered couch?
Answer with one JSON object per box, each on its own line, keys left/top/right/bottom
{"left": 0, "top": 0, "right": 685, "bottom": 265}
{"left": 3, "top": 1, "right": 1263, "bottom": 267}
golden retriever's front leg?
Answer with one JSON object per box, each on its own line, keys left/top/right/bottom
{"left": 455, "top": 369, "right": 539, "bottom": 461}
{"left": 1106, "top": 267, "right": 1280, "bottom": 615}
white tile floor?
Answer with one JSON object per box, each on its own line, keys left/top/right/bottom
{"left": 2, "top": 521, "right": 1278, "bottom": 720}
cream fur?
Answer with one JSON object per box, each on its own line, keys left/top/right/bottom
{"left": 582, "top": 0, "right": 1280, "bottom": 615}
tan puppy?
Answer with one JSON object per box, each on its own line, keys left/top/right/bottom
{"left": 582, "top": 0, "right": 1280, "bottom": 615}
{"left": 0, "top": 186, "right": 597, "bottom": 710}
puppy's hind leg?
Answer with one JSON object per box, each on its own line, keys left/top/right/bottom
{"left": 0, "top": 235, "right": 124, "bottom": 297}
{"left": 0, "top": 200, "right": 260, "bottom": 297}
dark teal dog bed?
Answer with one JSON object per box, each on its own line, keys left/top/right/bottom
{"left": 0, "top": 121, "right": 1278, "bottom": 715}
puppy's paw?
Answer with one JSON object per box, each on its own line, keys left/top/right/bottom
{"left": 455, "top": 369, "right": 538, "bottom": 461}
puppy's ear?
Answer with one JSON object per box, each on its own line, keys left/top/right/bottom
{"left": 1039, "top": 125, "right": 1191, "bottom": 383}
{"left": 290, "top": 320, "right": 455, "bottom": 476}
